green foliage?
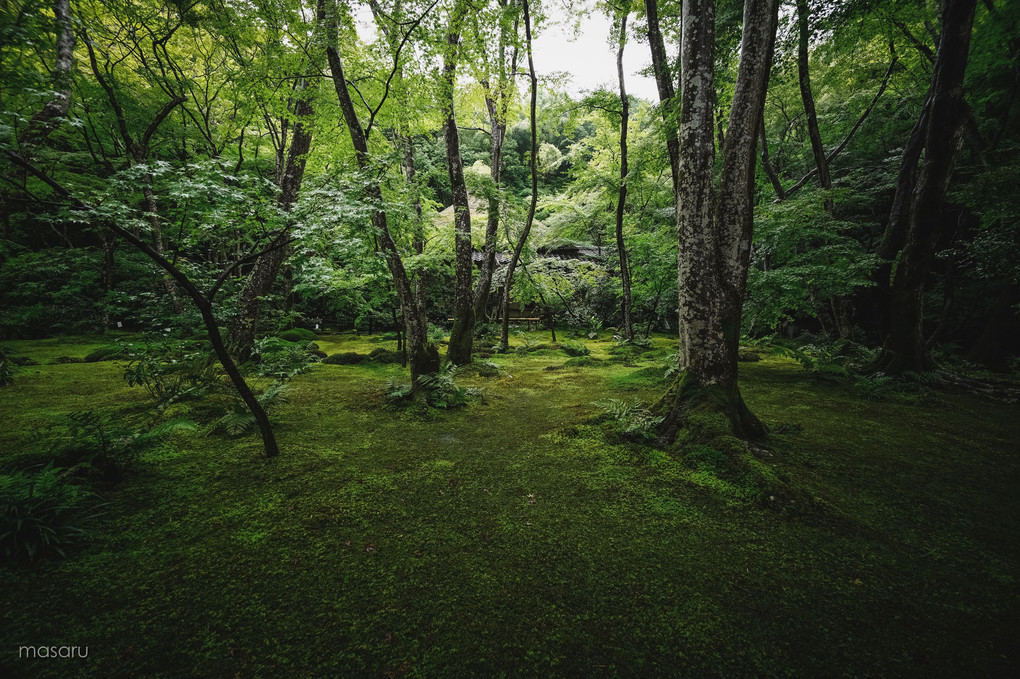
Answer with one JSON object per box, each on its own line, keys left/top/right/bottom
{"left": 746, "top": 190, "right": 876, "bottom": 333}
{"left": 560, "top": 340, "right": 590, "bottom": 357}
{"left": 854, "top": 371, "right": 938, "bottom": 403}
{"left": 122, "top": 338, "right": 225, "bottom": 407}
{"left": 250, "top": 337, "right": 316, "bottom": 380}
{"left": 42, "top": 411, "right": 197, "bottom": 482}
{"left": 387, "top": 365, "right": 480, "bottom": 409}
{"left": 0, "top": 344, "right": 17, "bottom": 386}
{"left": 213, "top": 383, "right": 288, "bottom": 436}
{"left": 0, "top": 465, "right": 97, "bottom": 564}
{"left": 279, "top": 328, "right": 316, "bottom": 343}
{"left": 594, "top": 398, "right": 663, "bottom": 442}
{"left": 323, "top": 352, "right": 369, "bottom": 365}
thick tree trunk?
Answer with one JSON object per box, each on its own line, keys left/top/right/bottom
{"left": 444, "top": 1, "right": 475, "bottom": 365}
{"left": 615, "top": 7, "right": 634, "bottom": 342}
{"left": 654, "top": 0, "right": 778, "bottom": 443}
{"left": 872, "top": 0, "right": 977, "bottom": 374}
{"left": 498, "top": 0, "right": 539, "bottom": 352}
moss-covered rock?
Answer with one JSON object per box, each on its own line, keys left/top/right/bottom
{"left": 369, "top": 349, "right": 403, "bottom": 364}
{"left": 322, "top": 352, "right": 368, "bottom": 365}
{"left": 83, "top": 346, "right": 128, "bottom": 362}
{"left": 280, "top": 328, "right": 316, "bottom": 343}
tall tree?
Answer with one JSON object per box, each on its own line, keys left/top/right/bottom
{"left": 653, "top": 0, "right": 779, "bottom": 442}
{"left": 18, "top": 0, "right": 75, "bottom": 149}
{"left": 471, "top": 0, "right": 520, "bottom": 324}
{"left": 444, "top": 0, "right": 475, "bottom": 365}
{"left": 795, "top": 0, "right": 832, "bottom": 212}
{"left": 614, "top": 1, "right": 634, "bottom": 342}
{"left": 643, "top": 0, "right": 680, "bottom": 194}
{"left": 326, "top": 0, "right": 440, "bottom": 386}
{"left": 498, "top": 0, "right": 538, "bottom": 352}
{"left": 232, "top": 0, "right": 327, "bottom": 359}
{"left": 871, "top": 0, "right": 979, "bottom": 374}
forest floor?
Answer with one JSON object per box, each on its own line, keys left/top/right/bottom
{"left": 1, "top": 331, "right": 1018, "bottom": 678}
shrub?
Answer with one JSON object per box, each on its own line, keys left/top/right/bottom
{"left": 279, "top": 328, "right": 316, "bottom": 343}
{"left": 0, "top": 465, "right": 98, "bottom": 563}
{"left": 0, "top": 344, "right": 17, "bottom": 386}
{"left": 250, "top": 336, "right": 316, "bottom": 380}
{"left": 84, "top": 345, "right": 128, "bottom": 362}
{"left": 594, "top": 398, "right": 663, "bottom": 442}
{"left": 122, "top": 338, "right": 225, "bottom": 407}
{"left": 44, "top": 411, "right": 197, "bottom": 483}
{"left": 323, "top": 352, "right": 368, "bottom": 365}
{"left": 561, "top": 340, "right": 591, "bottom": 357}
{"left": 369, "top": 349, "right": 403, "bottom": 364}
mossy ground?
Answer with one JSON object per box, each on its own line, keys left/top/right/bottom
{"left": 1, "top": 331, "right": 1018, "bottom": 677}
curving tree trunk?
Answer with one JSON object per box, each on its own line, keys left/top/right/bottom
{"left": 653, "top": 0, "right": 778, "bottom": 443}
{"left": 871, "top": 0, "right": 978, "bottom": 374}
{"left": 233, "top": 0, "right": 326, "bottom": 359}
{"left": 796, "top": 0, "right": 832, "bottom": 211}
{"left": 327, "top": 27, "right": 439, "bottom": 386}
{"left": 498, "top": 0, "right": 539, "bottom": 352}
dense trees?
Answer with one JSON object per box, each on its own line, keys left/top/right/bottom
{"left": 0, "top": 0, "right": 1016, "bottom": 453}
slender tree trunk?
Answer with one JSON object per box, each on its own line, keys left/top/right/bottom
{"left": 473, "top": 96, "right": 507, "bottom": 322}
{"left": 7, "top": 149, "right": 284, "bottom": 458}
{"left": 499, "top": 0, "right": 539, "bottom": 351}
{"left": 796, "top": 0, "right": 832, "bottom": 210}
{"left": 615, "top": 6, "right": 634, "bottom": 341}
{"left": 327, "top": 43, "right": 439, "bottom": 385}
{"left": 644, "top": 0, "right": 681, "bottom": 194}
{"left": 233, "top": 0, "right": 325, "bottom": 358}
{"left": 759, "top": 117, "right": 787, "bottom": 199}
{"left": 444, "top": 1, "right": 475, "bottom": 365}
{"left": 872, "top": 0, "right": 977, "bottom": 374}
{"left": 20, "top": 0, "right": 74, "bottom": 148}
{"left": 401, "top": 136, "right": 429, "bottom": 316}
{"left": 654, "top": 0, "right": 778, "bottom": 443}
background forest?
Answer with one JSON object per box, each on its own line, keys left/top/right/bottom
{"left": 1, "top": 0, "right": 1018, "bottom": 676}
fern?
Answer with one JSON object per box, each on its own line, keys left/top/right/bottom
{"left": 212, "top": 384, "right": 289, "bottom": 436}
{"left": 594, "top": 398, "right": 663, "bottom": 441}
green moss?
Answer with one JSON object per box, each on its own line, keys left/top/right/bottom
{"left": 322, "top": 352, "right": 368, "bottom": 365}
{"left": 0, "top": 334, "right": 1018, "bottom": 678}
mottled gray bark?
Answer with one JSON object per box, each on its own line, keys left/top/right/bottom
{"left": 20, "top": 0, "right": 75, "bottom": 148}
{"left": 655, "top": 0, "right": 778, "bottom": 442}
{"left": 444, "top": 1, "right": 475, "bottom": 365}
